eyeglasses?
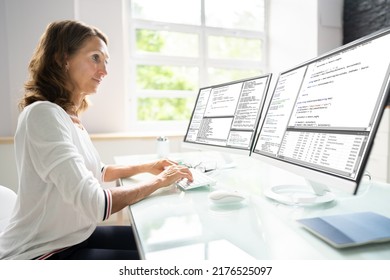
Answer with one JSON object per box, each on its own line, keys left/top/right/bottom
{"left": 180, "top": 161, "right": 217, "bottom": 173}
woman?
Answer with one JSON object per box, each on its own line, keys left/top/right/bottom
{"left": 0, "top": 20, "right": 192, "bottom": 260}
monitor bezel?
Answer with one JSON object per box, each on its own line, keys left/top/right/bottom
{"left": 182, "top": 73, "right": 273, "bottom": 156}
{"left": 251, "top": 27, "right": 390, "bottom": 196}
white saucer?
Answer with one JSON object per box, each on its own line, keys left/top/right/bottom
{"left": 264, "top": 184, "right": 335, "bottom": 206}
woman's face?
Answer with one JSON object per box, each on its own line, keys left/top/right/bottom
{"left": 66, "top": 36, "right": 109, "bottom": 99}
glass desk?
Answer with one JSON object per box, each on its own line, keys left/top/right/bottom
{"left": 115, "top": 151, "right": 390, "bottom": 260}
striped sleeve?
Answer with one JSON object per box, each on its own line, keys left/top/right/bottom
{"left": 102, "top": 189, "right": 112, "bottom": 221}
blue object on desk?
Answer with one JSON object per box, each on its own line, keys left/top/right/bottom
{"left": 297, "top": 212, "right": 390, "bottom": 248}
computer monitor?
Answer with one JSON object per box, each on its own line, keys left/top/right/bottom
{"left": 252, "top": 28, "right": 390, "bottom": 205}
{"left": 182, "top": 74, "right": 272, "bottom": 166}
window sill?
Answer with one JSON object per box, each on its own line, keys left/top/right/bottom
{"left": 1, "top": 131, "right": 186, "bottom": 144}
{"left": 0, "top": 137, "right": 13, "bottom": 144}
{"left": 90, "top": 131, "right": 185, "bottom": 141}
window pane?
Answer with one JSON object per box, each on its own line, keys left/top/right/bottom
{"left": 208, "top": 36, "right": 262, "bottom": 60}
{"left": 132, "top": 0, "right": 201, "bottom": 25}
{"left": 136, "top": 29, "right": 199, "bottom": 57}
{"left": 205, "top": 0, "right": 265, "bottom": 31}
{"left": 138, "top": 97, "right": 195, "bottom": 121}
{"left": 129, "top": 0, "right": 267, "bottom": 129}
{"left": 207, "top": 68, "right": 262, "bottom": 85}
{"left": 136, "top": 65, "right": 198, "bottom": 90}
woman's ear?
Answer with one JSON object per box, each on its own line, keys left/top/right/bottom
{"left": 55, "top": 52, "right": 69, "bottom": 70}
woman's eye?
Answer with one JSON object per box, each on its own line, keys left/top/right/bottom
{"left": 92, "top": 54, "right": 100, "bottom": 62}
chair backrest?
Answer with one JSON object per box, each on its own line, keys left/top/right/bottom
{"left": 0, "top": 185, "right": 17, "bottom": 232}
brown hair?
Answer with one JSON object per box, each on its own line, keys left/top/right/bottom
{"left": 19, "top": 20, "right": 108, "bottom": 114}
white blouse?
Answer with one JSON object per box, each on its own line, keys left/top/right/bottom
{"left": 0, "top": 101, "right": 112, "bottom": 260}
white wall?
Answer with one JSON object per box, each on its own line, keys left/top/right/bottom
{"left": 268, "top": 0, "right": 319, "bottom": 74}
{"left": 317, "top": 0, "right": 343, "bottom": 55}
{"left": 1, "top": 0, "right": 76, "bottom": 136}
{"left": 0, "top": 0, "right": 127, "bottom": 136}
{"left": 267, "top": 0, "right": 343, "bottom": 74}
{"left": 0, "top": 0, "right": 10, "bottom": 133}
{"left": 76, "top": 0, "right": 128, "bottom": 133}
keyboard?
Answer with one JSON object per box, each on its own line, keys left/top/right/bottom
{"left": 176, "top": 168, "right": 217, "bottom": 190}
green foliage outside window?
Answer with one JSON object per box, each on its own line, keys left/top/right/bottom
{"left": 133, "top": 9, "right": 264, "bottom": 122}
{"left": 136, "top": 65, "right": 196, "bottom": 91}
{"left": 138, "top": 98, "right": 194, "bottom": 121}
{"left": 135, "top": 30, "right": 196, "bottom": 121}
{"left": 136, "top": 29, "right": 165, "bottom": 53}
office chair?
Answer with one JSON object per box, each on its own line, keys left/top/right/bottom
{"left": 0, "top": 185, "right": 17, "bottom": 232}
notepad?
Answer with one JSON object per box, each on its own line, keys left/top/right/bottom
{"left": 297, "top": 212, "right": 390, "bottom": 248}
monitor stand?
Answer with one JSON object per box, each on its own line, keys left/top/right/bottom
{"left": 264, "top": 179, "right": 335, "bottom": 206}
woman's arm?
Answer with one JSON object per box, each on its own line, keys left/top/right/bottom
{"left": 109, "top": 164, "right": 193, "bottom": 213}
{"left": 102, "top": 159, "right": 180, "bottom": 182}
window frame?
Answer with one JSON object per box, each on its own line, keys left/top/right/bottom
{"left": 127, "top": 0, "right": 268, "bottom": 133}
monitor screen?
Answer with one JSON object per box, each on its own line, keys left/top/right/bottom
{"left": 252, "top": 28, "right": 390, "bottom": 201}
{"left": 182, "top": 74, "right": 272, "bottom": 156}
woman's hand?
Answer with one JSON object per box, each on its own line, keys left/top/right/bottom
{"left": 103, "top": 159, "right": 190, "bottom": 183}
{"left": 155, "top": 164, "right": 193, "bottom": 187}
{"left": 146, "top": 159, "right": 179, "bottom": 175}
{"left": 110, "top": 163, "right": 193, "bottom": 212}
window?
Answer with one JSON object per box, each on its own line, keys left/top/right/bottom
{"left": 128, "top": 0, "right": 267, "bottom": 132}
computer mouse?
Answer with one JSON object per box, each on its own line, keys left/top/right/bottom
{"left": 208, "top": 189, "right": 246, "bottom": 205}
